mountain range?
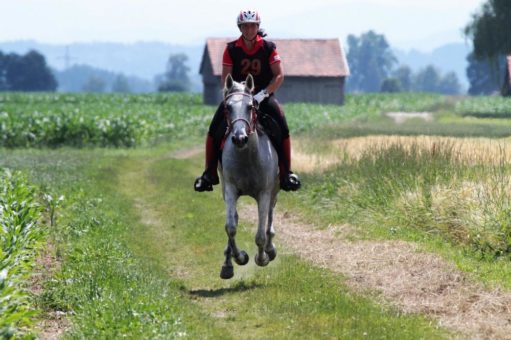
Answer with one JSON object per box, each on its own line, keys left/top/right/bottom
{"left": 0, "top": 40, "right": 472, "bottom": 92}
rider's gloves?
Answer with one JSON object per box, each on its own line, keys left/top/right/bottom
{"left": 253, "top": 89, "right": 269, "bottom": 104}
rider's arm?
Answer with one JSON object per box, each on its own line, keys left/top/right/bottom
{"left": 266, "top": 61, "right": 284, "bottom": 95}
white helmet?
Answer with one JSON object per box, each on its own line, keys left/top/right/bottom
{"left": 237, "top": 10, "right": 261, "bottom": 26}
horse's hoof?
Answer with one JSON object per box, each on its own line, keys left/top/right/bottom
{"left": 220, "top": 265, "right": 234, "bottom": 279}
{"left": 266, "top": 248, "right": 277, "bottom": 261}
{"left": 234, "top": 250, "right": 249, "bottom": 266}
{"left": 255, "top": 252, "right": 270, "bottom": 267}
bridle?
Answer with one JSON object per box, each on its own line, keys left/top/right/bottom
{"left": 224, "top": 91, "right": 257, "bottom": 135}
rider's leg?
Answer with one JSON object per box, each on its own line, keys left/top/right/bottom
{"left": 194, "top": 103, "right": 226, "bottom": 192}
{"left": 259, "top": 96, "right": 301, "bottom": 191}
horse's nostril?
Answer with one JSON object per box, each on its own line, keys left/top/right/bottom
{"left": 243, "top": 136, "right": 248, "bottom": 144}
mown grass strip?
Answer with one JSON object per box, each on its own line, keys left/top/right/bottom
{"left": 116, "top": 152, "right": 448, "bottom": 339}
{"left": 32, "top": 151, "right": 228, "bottom": 338}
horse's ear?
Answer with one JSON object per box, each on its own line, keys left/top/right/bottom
{"left": 224, "top": 73, "right": 234, "bottom": 91}
{"left": 245, "top": 74, "right": 255, "bottom": 93}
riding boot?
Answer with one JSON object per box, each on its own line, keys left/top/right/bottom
{"left": 194, "top": 134, "right": 220, "bottom": 192}
{"left": 279, "top": 137, "right": 301, "bottom": 191}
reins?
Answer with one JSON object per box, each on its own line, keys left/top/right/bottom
{"left": 224, "top": 91, "right": 257, "bottom": 135}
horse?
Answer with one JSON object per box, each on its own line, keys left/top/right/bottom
{"left": 218, "top": 73, "right": 280, "bottom": 279}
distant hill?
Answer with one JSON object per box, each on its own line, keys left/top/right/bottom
{"left": 393, "top": 42, "right": 472, "bottom": 89}
{"left": 0, "top": 40, "right": 473, "bottom": 93}
{"left": 55, "top": 64, "right": 154, "bottom": 93}
{"left": 0, "top": 40, "right": 204, "bottom": 92}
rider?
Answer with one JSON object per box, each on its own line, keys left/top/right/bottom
{"left": 194, "top": 9, "right": 301, "bottom": 192}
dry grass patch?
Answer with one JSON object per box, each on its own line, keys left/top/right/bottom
{"left": 240, "top": 204, "right": 511, "bottom": 339}
{"left": 293, "top": 136, "right": 511, "bottom": 173}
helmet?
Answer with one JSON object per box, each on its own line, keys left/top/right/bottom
{"left": 237, "top": 10, "right": 261, "bottom": 26}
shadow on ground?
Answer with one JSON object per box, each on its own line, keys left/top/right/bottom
{"left": 188, "top": 280, "right": 263, "bottom": 298}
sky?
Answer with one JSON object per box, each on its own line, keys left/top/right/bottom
{"left": 0, "top": 0, "right": 487, "bottom": 51}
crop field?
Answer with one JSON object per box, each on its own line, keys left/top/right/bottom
{"left": 1, "top": 92, "right": 511, "bottom": 338}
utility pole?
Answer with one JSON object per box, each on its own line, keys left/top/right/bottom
{"left": 57, "top": 46, "right": 77, "bottom": 69}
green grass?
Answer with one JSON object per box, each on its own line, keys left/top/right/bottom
{"left": 3, "top": 92, "right": 511, "bottom": 337}
{"left": 116, "top": 150, "right": 448, "bottom": 339}
{"left": 283, "top": 138, "right": 511, "bottom": 288}
{"left": 0, "top": 146, "right": 449, "bottom": 338}
{"left": 300, "top": 120, "right": 511, "bottom": 141}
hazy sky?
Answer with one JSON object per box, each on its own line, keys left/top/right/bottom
{"left": 1, "top": 0, "right": 486, "bottom": 51}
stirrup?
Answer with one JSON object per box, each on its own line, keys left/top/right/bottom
{"left": 194, "top": 175, "right": 213, "bottom": 192}
{"left": 281, "top": 172, "right": 301, "bottom": 191}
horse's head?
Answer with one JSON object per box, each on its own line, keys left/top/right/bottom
{"left": 223, "top": 74, "right": 256, "bottom": 148}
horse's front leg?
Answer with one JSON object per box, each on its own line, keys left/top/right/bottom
{"left": 221, "top": 186, "right": 248, "bottom": 280}
{"left": 255, "top": 193, "right": 271, "bottom": 266}
{"left": 265, "top": 195, "right": 278, "bottom": 261}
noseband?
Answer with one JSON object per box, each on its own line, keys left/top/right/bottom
{"left": 224, "top": 92, "right": 257, "bottom": 135}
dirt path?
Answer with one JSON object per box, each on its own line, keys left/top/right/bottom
{"left": 239, "top": 204, "right": 511, "bottom": 339}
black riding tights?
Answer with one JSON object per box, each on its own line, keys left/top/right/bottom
{"left": 207, "top": 95, "right": 289, "bottom": 149}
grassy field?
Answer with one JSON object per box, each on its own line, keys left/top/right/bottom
{"left": 1, "top": 92, "right": 511, "bottom": 337}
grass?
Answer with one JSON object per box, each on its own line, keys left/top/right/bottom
{"left": 285, "top": 134, "right": 511, "bottom": 288}
{"left": 116, "top": 149, "right": 449, "bottom": 338}
{"left": 0, "top": 146, "right": 449, "bottom": 338}
{"left": 3, "top": 92, "right": 511, "bottom": 336}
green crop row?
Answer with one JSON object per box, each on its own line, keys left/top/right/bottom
{"left": 455, "top": 96, "right": 511, "bottom": 118}
{"left": 0, "top": 92, "right": 510, "bottom": 148}
{"left": 0, "top": 93, "right": 211, "bottom": 147}
{"left": 0, "top": 169, "right": 45, "bottom": 338}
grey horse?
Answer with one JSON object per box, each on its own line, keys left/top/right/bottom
{"left": 219, "top": 73, "right": 280, "bottom": 279}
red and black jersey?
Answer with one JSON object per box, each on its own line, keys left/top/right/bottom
{"left": 223, "top": 35, "right": 281, "bottom": 92}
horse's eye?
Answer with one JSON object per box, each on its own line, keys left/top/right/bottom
{"left": 247, "top": 103, "right": 253, "bottom": 110}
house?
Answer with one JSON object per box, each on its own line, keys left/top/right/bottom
{"left": 502, "top": 55, "right": 511, "bottom": 96}
{"left": 199, "top": 38, "right": 350, "bottom": 105}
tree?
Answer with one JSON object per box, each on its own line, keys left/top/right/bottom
{"left": 438, "top": 72, "right": 461, "bottom": 95}
{"left": 380, "top": 78, "right": 402, "bottom": 93}
{"left": 0, "top": 51, "right": 7, "bottom": 91}
{"left": 413, "top": 65, "right": 442, "bottom": 93}
{"left": 112, "top": 74, "right": 131, "bottom": 93}
{"left": 465, "top": 0, "right": 511, "bottom": 62}
{"left": 393, "top": 65, "right": 413, "bottom": 92}
{"left": 158, "top": 53, "right": 190, "bottom": 92}
{"left": 466, "top": 52, "right": 506, "bottom": 95}
{"left": 82, "top": 75, "right": 106, "bottom": 92}
{"left": 1, "top": 50, "right": 57, "bottom": 91}
{"left": 346, "top": 30, "right": 397, "bottom": 92}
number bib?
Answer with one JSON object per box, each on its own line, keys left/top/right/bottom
{"left": 227, "top": 40, "right": 275, "bottom": 93}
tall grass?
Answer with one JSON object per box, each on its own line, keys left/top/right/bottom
{"left": 0, "top": 169, "right": 45, "bottom": 338}
{"left": 297, "top": 138, "right": 511, "bottom": 259}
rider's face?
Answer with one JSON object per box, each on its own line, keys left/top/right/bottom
{"left": 239, "top": 23, "right": 259, "bottom": 40}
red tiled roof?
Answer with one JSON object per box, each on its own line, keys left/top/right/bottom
{"left": 201, "top": 38, "right": 350, "bottom": 77}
